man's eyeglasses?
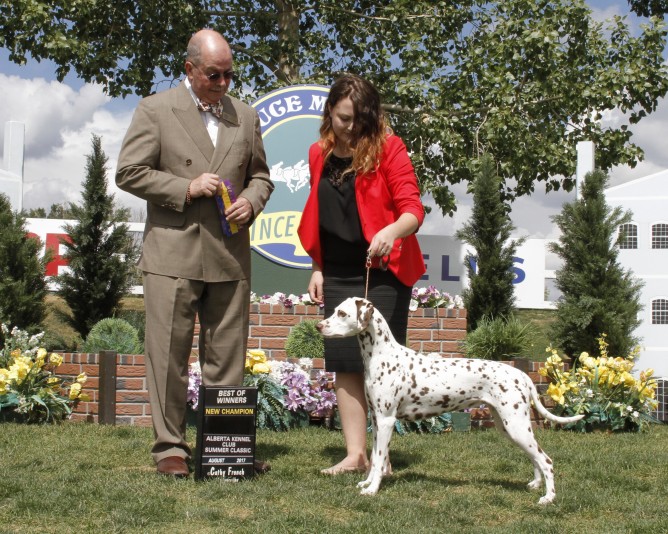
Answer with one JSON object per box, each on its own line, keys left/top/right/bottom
{"left": 191, "top": 62, "right": 234, "bottom": 82}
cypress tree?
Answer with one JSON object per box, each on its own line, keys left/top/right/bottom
{"left": 56, "top": 134, "right": 139, "bottom": 338}
{"left": 0, "top": 193, "right": 50, "bottom": 333}
{"left": 550, "top": 169, "right": 643, "bottom": 359}
{"left": 456, "top": 155, "right": 523, "bottom": 331}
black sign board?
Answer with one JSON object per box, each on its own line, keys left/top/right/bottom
{"left": 194, "top": 385, "right": 257, "bottom": 481}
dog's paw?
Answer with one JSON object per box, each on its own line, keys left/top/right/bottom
{"left": 357, "top": 479, "right": 371, "bottom": 489}
{"left": 538, "top": 495, "right": 555, "bottom": 505}
{"left": 527, "top": 479, "right": 542, "bottom": 490}
{"left": 359, "top": 485, "right": 379, "bottom": 496}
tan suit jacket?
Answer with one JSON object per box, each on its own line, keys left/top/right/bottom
{"left": 116, "top": 82, "right": 273, "bottom": 282}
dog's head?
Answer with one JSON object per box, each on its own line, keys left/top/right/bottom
{"left": 317, "top": 297, "right": 374, "bottom": 338}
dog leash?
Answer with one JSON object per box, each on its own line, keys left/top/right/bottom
{"left": 364, "top": 252, "right": 372, "bottom": 299}
{"left": 365, "top": 251, "right": 390, "bottom": 299}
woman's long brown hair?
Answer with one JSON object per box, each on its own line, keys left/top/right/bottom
{"left": 319, "top": 74, "right": 391, "bottom": 175}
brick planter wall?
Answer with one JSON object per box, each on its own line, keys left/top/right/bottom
{"left": 56, "top": 304, "right": 556, "bottom": 429}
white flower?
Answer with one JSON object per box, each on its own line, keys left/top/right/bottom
{"left": 298, "top": 358, "right": 313, "bottom": 372}
{"left": 300, "top": 293, "right": 316, "bottom": 305}
{"left": 409, "top": 299, "right": 419, "bottom": 312}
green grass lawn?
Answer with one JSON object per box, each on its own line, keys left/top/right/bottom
{"left": 1, "top": 422, "right": 666, "bottom": 533}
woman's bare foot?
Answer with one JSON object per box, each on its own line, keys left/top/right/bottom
{"left": 320, "top": 458, "right": 368, "bottom": 475}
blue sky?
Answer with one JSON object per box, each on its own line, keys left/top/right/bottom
{"left": 1, "top": 1, "right": 666, "bottom": 240}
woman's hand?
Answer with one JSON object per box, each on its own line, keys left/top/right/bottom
{"left": 369, "top": 226, "right": 398, "bottom": 257}
{"left": 308, "top": 269, "right": 324, "bottom": 304}
{"left": 369, "top": 214, "right": 420, "bottom": 257}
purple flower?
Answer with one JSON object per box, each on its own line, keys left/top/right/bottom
{"left": 281, "top": 371, "right": 308, "bottom": 389}
{"left": 285, "top": 389, "right": 303, "bottom": 411}
{"left": 187, "top": 362, "right": 202, "bottom": 409}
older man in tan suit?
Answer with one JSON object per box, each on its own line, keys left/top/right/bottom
{"left": 116, "top": 29, "right": 273, "bottom": 477}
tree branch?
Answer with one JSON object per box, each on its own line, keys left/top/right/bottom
{"left": 229, "top": 43, "right": 291, "bottom": 84}
{"left": 302, "top": 3, "right": 439, "bottom": 21}
{"left": 203, "top": 10, "right": 278, "bottom": 18}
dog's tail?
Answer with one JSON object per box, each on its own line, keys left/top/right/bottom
{"left": 528, "top": 379, "right": 585, "bottom": 425}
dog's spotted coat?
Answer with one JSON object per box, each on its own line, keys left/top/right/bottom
{"left": 317, "top": 297, "right": 583, "bottom": 504}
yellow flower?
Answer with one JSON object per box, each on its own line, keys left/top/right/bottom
{"left": 10, "top": 349, "right": 21, "bottom": 359}
{"left": 0, "top": 368, "right": 10, "bottom": 392}
{"left": 47, "top": 376, "right": 60, "bottom": 390}
{"left": 247, "top": 349, "right": 266, "bottom": 360}
{"left": 640, "top": 369, "right": 654, "bottom": 382}
{"left": 49, "top": 353, "right": 63, "bottom": 367}
{"left": 8, "top": 358, "right": 32, "bottom": 384}
{"left": 619, "top": 371, "right": 636, "bottom": 388}
{"left": 547, "top": 383, "right": 566, "bottom": 405}
{"left": 579, "top": 353, "right": 597, "bottom": 369}
{"left": 245, "top": 349, "right": 267, "bottom": 373}
{"left": 76, "top": 373, "right": 88, "bottom": 384}
{"left": 36, "top": 348, "right": 48, "bottom": 366}
{"left": 69, "top": 382, "right": 82, "bottom": 400}
{"left": 251, "top": 362, "right": 271, "bottom": 375}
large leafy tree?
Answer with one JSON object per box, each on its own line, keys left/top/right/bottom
{"left": 56, "top": 135, "right": 139, "bottom": 339}
{"left": 549, "top": 170, "right": 643, "bottom": 360}
{"left": 628, "top": 0, "right": 668, "bottom": 17}
{"left": 2, "top": 1, "right": 667, "bottom": 215}
{"left": 456, "top": 155, "right": 523, "bottom": 331}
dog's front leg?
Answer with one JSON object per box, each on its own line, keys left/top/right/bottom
{"left": 358, "top": 415, "right": 395, "bottom": 495}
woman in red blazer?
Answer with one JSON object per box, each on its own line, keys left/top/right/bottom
{"left": 297, "top": 74, "right": 425, "bottom": 475}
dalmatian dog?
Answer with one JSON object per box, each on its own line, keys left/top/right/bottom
{"left": 317, "top": 297, "right": 584, "bottom": 505}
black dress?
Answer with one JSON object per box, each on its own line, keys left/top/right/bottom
{"left": 318, "top": 154, "right": 411, "bottom": 373}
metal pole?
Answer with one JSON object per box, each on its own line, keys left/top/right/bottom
{"left": 98, "top": 351, "right": 117, "bottom": 425}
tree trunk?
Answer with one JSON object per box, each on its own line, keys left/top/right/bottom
{"left": 275, "top": 0, "right": 300, "bottom": 83}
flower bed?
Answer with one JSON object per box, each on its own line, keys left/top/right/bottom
{"left": 540, "top": 335, "right": 658, "bottom": 432}
{"left": 0, "top": 324, "right": 89, "bottom": 423}
{"left": 188, "top": 350, "right": 337, "bottom": 430}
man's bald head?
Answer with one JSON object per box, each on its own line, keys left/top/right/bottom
{"left": 187, "top": 29, "right": 231, "bottom": 65}
{"left": 185, "top": 29, "right": 234, "bottom": 104}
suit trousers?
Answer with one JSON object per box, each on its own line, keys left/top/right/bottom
{"left": 143, "top": 272, "right": 250, "bottom": 462}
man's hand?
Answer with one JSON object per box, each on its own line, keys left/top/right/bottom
{"left": 189, "top": 173, "right": 220, "bottom": 198}
{"left": 225, "top": 197, "right": 254, "bottom": 226}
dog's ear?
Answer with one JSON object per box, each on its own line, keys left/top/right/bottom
{"left": 357, "top": 300, "right": 374, "bottom": 329}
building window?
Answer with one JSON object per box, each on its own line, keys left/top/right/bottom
{"left": 652, "top": 223, "right": 668, "bottom": 249}
{"left": 653, "top": 299, "right": 668, "bottom": 325}
{"left": 618, "top": 223, "right": 638, "bottom": 249}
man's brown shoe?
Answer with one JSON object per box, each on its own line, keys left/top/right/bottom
{"left": 156, "top": 456, "right": 189, "bottom": 477}
{"left": 254, "top": 459, "right": 271, "bottom": 474}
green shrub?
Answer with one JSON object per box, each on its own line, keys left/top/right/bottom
{"left": 40, "top": 328, "right": 81, "bottom": 352}
{"left": 462, "top": 315, "right": 537, "bottom": 360}
{"left": 285, "top": 320, "right": 324, "bottom": 359}
{"left": 116, "top": 309, "right": 145, "bottom": 353}
{"left": 82, "top": 318, "right": 142, "bottom": 354}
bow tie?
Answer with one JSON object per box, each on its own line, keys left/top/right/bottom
{"left": 197, "top": 100, "right": 224, "bottom": 119}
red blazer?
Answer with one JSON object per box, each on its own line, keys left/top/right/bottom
{"left": 297, "top": 135, "right": 426, "bottom": 287}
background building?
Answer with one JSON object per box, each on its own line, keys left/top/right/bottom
{"left": 0, "top": 121, "right": 24, "bottom": 211}
{"left": 606, "top": 170, "right": 668, "bottom": 378}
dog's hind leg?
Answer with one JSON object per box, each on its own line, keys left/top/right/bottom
{"left": 489, "top": 405, "right": 556, "bottom": 505}
{"left": 358, "top": 415, "right": 395, "bottom": 495}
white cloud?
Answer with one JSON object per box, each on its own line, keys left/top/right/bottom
{"left": 0, "top": 75, "right": 109, "bottom": 157}
{"left": 0, "top": 74, "right": 142, "bottom": 213}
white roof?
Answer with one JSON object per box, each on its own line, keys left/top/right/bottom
{"left": 605, "top": 169, "right": 668, "bottom": 199}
